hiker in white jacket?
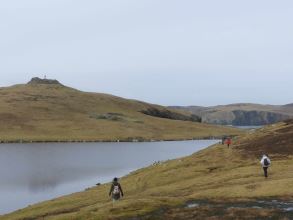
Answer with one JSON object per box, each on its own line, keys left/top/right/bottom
{"left": 260, "top": 154, "right": 271, "bottom": 178}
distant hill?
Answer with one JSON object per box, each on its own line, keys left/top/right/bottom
{"left": 170, "top": 103, "right": 293, "bottom": 126}
{"left": 0, "top": 78, "right": 240, "bottom": 142}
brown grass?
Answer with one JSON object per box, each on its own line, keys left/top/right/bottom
{"left": 233, "top": 121, "right": 293, "bottom": 158}
{"left": 2, "top": 121, "right": 293, "bottom": 219}
{"left": 0, "top": 84, "right": 241, "bottom": 142}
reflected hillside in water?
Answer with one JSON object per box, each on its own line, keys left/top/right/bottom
{"left": 0, "top": 140, "right": 217, "bottom": 214}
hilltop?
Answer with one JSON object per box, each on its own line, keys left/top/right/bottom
{"left": 3, "top": 120, "right": 293, "bottom": 219}
{"left": 0, "top": 78, "right": 240, "bottom": 142}
{"left": 170, "top": 103, "right": 293, "bottom": 126}
{"left": 27, "top": 77, "right": 63, "bottom": 85}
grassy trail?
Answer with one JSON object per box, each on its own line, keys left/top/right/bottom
{"left": 2, "top": 121, "right": 293, "bottom": 220}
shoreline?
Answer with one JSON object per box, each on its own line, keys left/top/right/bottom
{"left": 0, "top": 140, "right": 219, "bottom": 216}
{"left": 0, "top": 136, "right": 229, "bottom": 144}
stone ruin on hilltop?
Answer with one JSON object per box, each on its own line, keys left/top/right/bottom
{"left": 27, "top": 77, "right": 63, "bottom": 85}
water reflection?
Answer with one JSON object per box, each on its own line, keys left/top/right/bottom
{"left": 0, "top": 140, "right": 217, "bottom": 214}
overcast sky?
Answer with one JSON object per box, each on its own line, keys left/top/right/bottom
{"left": 0, "top": 0, "right": 292, "bottom": 106}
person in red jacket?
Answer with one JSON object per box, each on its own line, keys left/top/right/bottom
{"left": 225, "top": 137, "right": 232, "bottom": 148}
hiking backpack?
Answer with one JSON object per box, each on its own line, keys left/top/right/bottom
{"left": 113, "top": 185, "right": 120, "bottom": 195}
{"left": 264, "top": 158, "right": 270, "bottom": 166}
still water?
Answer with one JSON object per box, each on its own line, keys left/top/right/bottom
{"left": 233, "top": 125, "right": 263, "bottom": 130}
{"left": 0, "top": 140, "right": 218, "bottom": 214}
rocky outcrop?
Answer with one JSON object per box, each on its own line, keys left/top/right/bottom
{"left": 27, "top": 77, "right": 62, "bottom": 85}
{"left": 232, "top": 110, "right": 290, "bottom": 126}
{"left": 140, "top": 107, "right": 202, "bottom": 122}
{"left": 202, "top": 110, "right": 290, "bottom": 126}
{"left": 283, "top": 103, "right": 293, "bottom": 107}
{"left": 170, "top": 104, "right": 293, "bottom": 126}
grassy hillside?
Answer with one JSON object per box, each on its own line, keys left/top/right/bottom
{"left": 3, "top": 120, "right": 293, "bottom": 219}
{"left": 171, "top": 103, "right": 293, "bottom": 125}
{"left": 0, "top": 79, "right": 240, "bottom": 142}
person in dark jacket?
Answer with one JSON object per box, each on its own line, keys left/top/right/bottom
{"left": 221, "top": 136, "right": 227, "bottom": 145}
{"left": 109, "top": 177, "right": 124, "bottom": 201}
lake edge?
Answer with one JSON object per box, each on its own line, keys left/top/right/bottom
{"left": 0, "top": 140, "right": 219, "bottom": 215}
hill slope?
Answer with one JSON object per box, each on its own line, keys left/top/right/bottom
{"left": 3, "top": 120, "right": 293, "bottom": 219}
{"left": 171, "top": 103, "right": 293, "bottom": 126}
{"left": 0, "top": 78, "right": 240, "bottom": 142}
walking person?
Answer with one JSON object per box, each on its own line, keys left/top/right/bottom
{"left": 225, "top": 137, "right": 232, "bottom": 148}
{"left": 221, "top": 136, "right": 227, "bottom": 145}
{"left": 109, "top": 177, "right": 124, "bottom": 203}
{"left": 260, "top": 154, "right": 271, "bottom": 178}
